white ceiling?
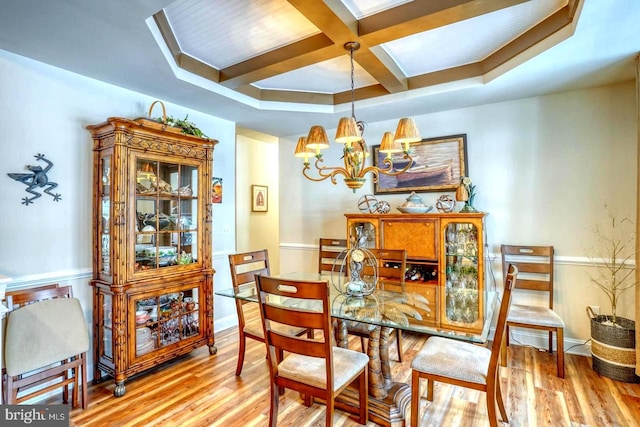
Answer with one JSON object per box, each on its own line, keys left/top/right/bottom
{"left": 0, "top": 0, "right": 638, "bottom": 138}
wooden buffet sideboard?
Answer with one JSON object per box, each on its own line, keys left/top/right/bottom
{"left": 345, "top": 212, "right": 487, "bottom": 333}
{"left": 86, "top": 117, "right": 217, "bottom": 396}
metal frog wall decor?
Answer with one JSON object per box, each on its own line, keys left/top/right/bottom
{"left": 7, "top": 153, "right": 62, "bottom": 205}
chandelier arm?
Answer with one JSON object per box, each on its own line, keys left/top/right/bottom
{"left": 302, "top": 157, "right": 351, "bottom": 184}
{"left": 364, "top": 154, "right": 414, "bottom": 177}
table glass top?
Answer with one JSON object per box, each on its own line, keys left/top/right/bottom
{"left": 215, "top": 272, "right": 496, "bottom": 343}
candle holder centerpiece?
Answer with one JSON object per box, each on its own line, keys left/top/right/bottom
{"left": 331, "top": 226, "right": 378, "bottom": 297}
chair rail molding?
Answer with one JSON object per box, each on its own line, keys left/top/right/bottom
{"left": 4, "top": 268, "right": 92, "bottom": 291}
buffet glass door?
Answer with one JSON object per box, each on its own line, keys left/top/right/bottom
{"left": 442, "top": 220, "right": 483, "bottom": 332}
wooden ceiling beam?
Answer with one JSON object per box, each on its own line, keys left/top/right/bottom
{"left": 482, "top": 4, "right": 577, "bottom": 73}
{"left": 359, "top": 0, "right": 531, "bottom": 46}
{"left": 154, "top": 11, "right": 220, "bottom": 82}
{"left": 219, "top": 34, "right": 342, "bottom": 89}
{"left": 288, "top": 0, "right": 406, "bottom": 93}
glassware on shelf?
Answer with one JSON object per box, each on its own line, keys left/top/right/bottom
{"left": 444, "top": 222, "right": 480, "bottom": 325}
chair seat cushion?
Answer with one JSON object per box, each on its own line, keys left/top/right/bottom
{"left": 508, "top": 304, "right": 565, "bottom": 328}
{"left": 5, "top": 298, "right": 89, "bottom": 376}
{"left": 243, "top": 320, "right": 306, "bottom": 338}
{"left": 279, "top": 346, "right": 369, "bottom": 391}
{"left": 411, "top": 336, "right": 490, "bottom": 385}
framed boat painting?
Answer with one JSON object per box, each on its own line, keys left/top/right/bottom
{"left": 372, "top": 134, "right": 468, "bottom": 194}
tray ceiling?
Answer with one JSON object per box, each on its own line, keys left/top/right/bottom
{"left": 0, "top": 0, "right": 636, "bottom": 137}
{"left": 155, "top": 0, "right": 575, "bottom": 108}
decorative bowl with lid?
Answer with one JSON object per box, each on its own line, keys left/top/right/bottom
{"left": 397, "top": 191, "right": 433, "bottom": 213}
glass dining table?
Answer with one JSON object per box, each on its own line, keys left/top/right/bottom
{"left": 215, "top": 272, "right": 496, "bottom": 426}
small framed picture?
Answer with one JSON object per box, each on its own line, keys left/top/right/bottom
{"left": 252, "top": 185, "right": 268, "bottom": 212}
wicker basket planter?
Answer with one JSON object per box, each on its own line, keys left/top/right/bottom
{"left": 589, "top": 313, "right": 639, "bottom": 383}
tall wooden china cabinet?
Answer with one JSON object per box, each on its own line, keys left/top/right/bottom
{"left": 87, "top": 117, "right": 217, "bottom": 396}
{"left": 345, "top": 212, "right": 487, "bottom": 334}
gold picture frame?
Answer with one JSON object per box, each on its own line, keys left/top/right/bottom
{"left": 251, "top": 185, "right": 268, "bottom": 212}
{"left": 372, "top": 134, "right": 468, "bottom": 194}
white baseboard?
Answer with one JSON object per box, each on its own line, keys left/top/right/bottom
{"left": 214, "top": 314, "right": 238, "bottom": 334}
{"left": 503, "top": 327, "right": 591, "bottom": 357}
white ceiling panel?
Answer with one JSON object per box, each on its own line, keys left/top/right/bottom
{"left": 253, "top": 54, "right": 378, "bottom": 94}
{"left": 165, "top": 0, "right": 320, "bottom": 69}
{"left": 382, "top": 0, "right": 566, "bottom": 76}
{"left": 341, "top": 0, "right": 413, "bottom": 19}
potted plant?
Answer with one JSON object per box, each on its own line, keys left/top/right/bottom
{"left": 135, "top": 100, "right": 213, "bottom": 141}
{"left": 157, "top": 114, "right": 212, "bottom": 140}
{"left": 587, "top": 207, "right": 639, "bottom": 382}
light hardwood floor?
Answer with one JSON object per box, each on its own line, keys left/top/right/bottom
{"left": 65, "top": 324, "right": 640, "bottom": 427}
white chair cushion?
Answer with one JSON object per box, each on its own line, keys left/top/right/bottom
{"left": 508, "top": 304, "right": 565, "bottom": 328}
{"left": 411, "top": 336, "right": 490, "bottom": 385}
{"left": 278, "top": 346, "right": 369, "bottom": 391}
{"left": 5, "top": 298, "right": 89, "bottom": 376}
{"left": 243, "top": 320, "right": 264, "bottom": 337}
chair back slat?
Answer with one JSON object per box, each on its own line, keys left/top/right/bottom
{"left": 508, "top": 261, "right": 552, "bottom": 274}
{"left": 262, "top": 303, "right": 324, "bottom": 330}
{"left": 318, "top": 238, "right": 348, "bottom": 274}
{"left": 515, "top": 278, "right": 550, "bottom": 291}
{"left": 501, "top": 244, "right": 554, "bottom": 307}
{"left": 6, "top": 284, "right": 70, "bottom": 310}
{"left": 270, "top": 329, "right": 327, "bottom": 359}
{"left": 502, "top": 245, "right": 552, "bottom": 257}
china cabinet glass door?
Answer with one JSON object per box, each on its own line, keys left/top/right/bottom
{"left": 99, "top": 155, "right": 111, "bottom": 275}
{"left": 134, "top": 158, "right": 199, "bottom": 273}
{"left": 347, "top": 221, "right": 377, "bottom": 248}
{"left": 133, "top": 287, "right": 201, "bottom": 358}
{"left": 443, "top": 222, "right": 481, "bottom": 330}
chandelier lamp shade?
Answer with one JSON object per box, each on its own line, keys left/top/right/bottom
{"left": 294, "top": 41, "right": 422, "bottom": 192}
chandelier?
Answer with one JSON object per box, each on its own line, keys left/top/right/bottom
{"left": 294, "top": 41, "right": 421, "bottom": 191}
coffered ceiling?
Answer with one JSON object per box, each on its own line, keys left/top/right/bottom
{"left": 0, "top": 0, "right": 638, "bottom": 137}
{"left": 155, "top": 0, "right": 574, "bottom": 107}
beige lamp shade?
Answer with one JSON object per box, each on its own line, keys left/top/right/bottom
{"left": 294, "top": 137, "right": 314, "bottom": 158}
{"left": 379, "top": 131, "right": 403, "bottom": 154}
{"left": 455, "top": 184, "right": 469, "bottom": 202}
{"left": 394, "top": 118, "right": 421, "bottom": 150}
{"left": 335, "top": 117, "right": 362, "bottom": 144}
{"left": 306, "top": 125, "right": 330, "bottom": 150}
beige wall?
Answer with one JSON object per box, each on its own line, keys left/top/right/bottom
{"left": 235, "top": 128, "right": 281, "bottom": 274}
{"left": 278, "top": 81, "right": 638, "bottom": 355}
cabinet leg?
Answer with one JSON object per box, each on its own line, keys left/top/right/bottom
{"left": 209, "top": 344, "right": 217, "bottom": 355}
{"left": 114, "top": 381, "right": 126, "bottom": 397}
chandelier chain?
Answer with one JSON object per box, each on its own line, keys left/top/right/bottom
{"left": 350, "top": 46, "right": 355, "bottom": 120}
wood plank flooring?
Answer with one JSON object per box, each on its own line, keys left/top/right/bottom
{"left": 64, "top": 325, "right": 640, "bottom": 426}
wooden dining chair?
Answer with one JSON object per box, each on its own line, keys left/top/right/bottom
{"left": 346, "top": 248, "right": 407, "bottom": 362}
{"left": 500, "top": 244, "right": 564, "bottom": 378}
{"left": 228, "top": 250, "right": 310, "bottom": 376}
{"left": 3, "top": 284, "right": 89, "bottom": 409}
{"left": 255, "top": 274, "right": 369, "bottom": 427}
{"left": 410, "top": 264, "right": 518, "bottom": 427}
{"left": 318, "top": 238, "right": 348, "bottom": 275}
